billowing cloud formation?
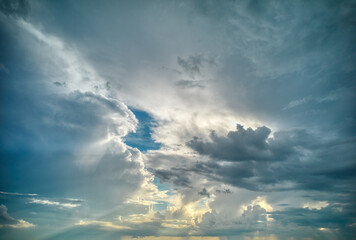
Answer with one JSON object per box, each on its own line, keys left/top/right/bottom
{"left": 188, "top": 125, "right": 276, "bottom": 162}
{"left": 0, "top": 0, "right": 355, "bottom": 239}
{"left": 155, "top": 124, "right": 356, "bottom": 193}
{"left": 0, "top": 5, "right": 150, "bottom": 220}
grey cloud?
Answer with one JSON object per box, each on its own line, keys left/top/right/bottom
{"left": 0, "top": 205, "right": 18, "bottom": 225}
{"left": 154, "top": 124, "right": 356, "bottom": 194}
{"left": 197, "top": 202, "right": 356, "bottom": 238}
{"left": 271, "top": 204, "right": 356, "bottom": 233}
{"left": 175, "top": 80, "right": 205, "bottom": 89}
{"left": 154, "top": 169, "right": 191, "bottom": 187}
{"left": 0, "top": 0, "right": 30, "bottom": 19}
{"left": 0, "top": 204, "right": 33, "bottom": 228}
{"left": 177, "top": 54, "right": 216, "bottom": 77}
{"left": 53, "top": 81, "right": 66, "bottom": 87}
{"left": 242, "top": 205, "right": 268, "bottom": 225}
{"left": 190, "top": 0, "right": 356, "bottom": 135}
{"left": 177, "top": 56, "right": 202, "bottom": 76}
{"left": 198, "top": 188, "right": 210, "bottom": 198}
{"left": 282, "top": 96, "right": 312, "bottom": 110}
{"left": 1, "top": 0, "right": 355, "bottom": 238}
{"left": 197, "top": 205, "right": 269, "bottom": 235}
{"left": 1, "top": 75, "right": 143, "bottom": 208}
{"left": 215, "top": 189, "right": 231, "bottom": 194}
{"left": 1, "top": 89, "right": 136, "bottom": 152}
{"left": 187, "top": 124, "right": 307, "bottom": 162}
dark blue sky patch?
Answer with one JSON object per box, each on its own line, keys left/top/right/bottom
{"left": 124, "top": 109, "right": 161, "bottom": 152}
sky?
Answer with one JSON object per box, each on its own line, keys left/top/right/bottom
{"left": 0, "top": 0, "right": 355, "bottom": 239}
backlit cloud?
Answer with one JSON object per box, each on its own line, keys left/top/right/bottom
{"left": 0, "top": 0, "right": 355, "bottom": 239}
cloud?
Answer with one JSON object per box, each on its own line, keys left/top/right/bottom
{"left": 198, "top": 188, "right": 210, "bottom": 198}
{"left": 76, "top": 220, "right": 131, "bottom": 230}
{"left": 0, "top": 191, "right": 37, "bottom": 196}
{"left": 0, "top": 12, "right": 148, "bottom": 211}
{"left": 1, "top": 0, "right": 355, "bottom": 239}
{"left": 270, "top": 204, "right": 356, "bottom": 230}
{"left": 0, "top": 205, "right": 34, "bottom": 228}
{"left": 149, "top": 123, "right": 356, "bottom": 197}
{"left": 29, "top": 198, "right": 83, "bottom": 208}
{"left": 122, "top": 237, "right": 221, "bottom": 240}
{"left": 282, "top": 97, "right": 312, "bottom": 110}
{"left": 0, "top": 0, "right": 30, "bottom": 19}
{"left": 187, "top": 124, "right": 316, "bottom": 163}
{"left": 154, "top": 169, "right": 191, "bottom": 188}
{"left": 303, "top": 201, "right": 329, "bottom": 210}
{"left": 174, "top": 80, "right": 205, "bottom": 89}
{"left": 176, "top": 54, "right": 216, "bottom": 77}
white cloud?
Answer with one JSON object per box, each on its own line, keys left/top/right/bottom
{"left": 0, "top": 191, "right": 38, "bottom": 196}
{"left": 282, "top": 97, "right": 311, "bottom": 110}
{"left": 76, "top": 220, "right": 131, "bottom": 230}
{"left": 28, "top": 198, "right": 81, "bottom": 208}
{"left": 303, "top": 201, "right": 329, "bottom": 210}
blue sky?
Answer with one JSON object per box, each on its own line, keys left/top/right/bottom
{"left": 0, "top": 0, "right": 355, "bottom": 239}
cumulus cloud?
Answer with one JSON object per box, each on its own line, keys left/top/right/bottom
{"left": 0, "top": 9, "right": 148, "bottom": 211}
{"left": 187, "top": 124, "right": 274, "bottom": 162}
{"left": 0, "top": 205, "right": 34, "bottom": 228}
{"left": 184, "top": 124, "right": 356, "bottom": 192}
{"left": 186, "top": 124, "right": 323, "bottom": 163}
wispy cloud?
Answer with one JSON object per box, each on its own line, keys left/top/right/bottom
{"left": 0, "top": 191, "right": 38, "bottom": 196}
{"left": 29, "top": 198, "right": 83, "bottom": 208}
{"left": 282, "top": 97, "right": 312, "bottom": 110}
{"left": 76, "top": 220, "right": 131, "bottom": 230}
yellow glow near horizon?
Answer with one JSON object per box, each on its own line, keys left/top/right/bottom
{"left": 122, "top": 237, "right": 222, "bottom": 240}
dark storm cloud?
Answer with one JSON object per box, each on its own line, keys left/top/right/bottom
{"left": 269, "top": 201, "right": 356, "bottom": 239}
{"left": 187, "top": 141, "right": 356, "bottom": 193}
{"left": 152, "top": 124, "right": 356, "bottom": 193}
{"left": 271, "top": 204, "right": 356, "bottom": 229}
{"left": 187, "top": 124, "right": 317, "bottom": 162}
